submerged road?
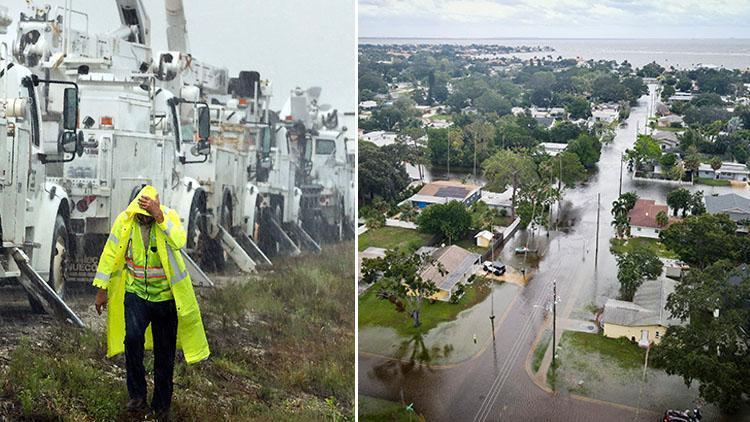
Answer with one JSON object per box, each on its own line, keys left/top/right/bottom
{"left": 358, "top": 87, "right": 741, "bottom": 421}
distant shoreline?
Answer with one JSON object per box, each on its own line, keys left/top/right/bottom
{"left": 359, "top": 37, "right": 750, "bottom": 41}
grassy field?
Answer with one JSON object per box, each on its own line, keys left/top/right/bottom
{"left": 561, "top": 331, "right": 646, "bottom": 369}
{"left": 428, "top": 113, "right": 451, "bottom": 121}
{"left": 358, "top": 277, "right": 491, "bottom": 337}
{"left": 610, "top": 237, "right": 678, "bottom": 259}
{"left": 358, "top": 395, "right": 426, "bottom": 421}
{"left": 358, "top": 226, "right": 432, "bottom": 252}
{"left": 0, "top": 243, "right": 355, "bottom": 420}
{"left": 455, "top": 238, "right": 487, "bottom": 255}
{"left": 695, "top": 177, "right": 731, "bottom": 187}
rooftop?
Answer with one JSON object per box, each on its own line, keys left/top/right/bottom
{"left": 628, "top": 199, "right": 677, "bottom": 229}
{"left": 420, "top": 245, "right": 480, "bottom": 292}
{"left": 705, "top": 193, "right": 750, "bottom": 217}
{"left": 603, "top": 276, "right": 684, "bottom": 327}
{"left": 411, "top": 180, "right": 482, "bottom": 205}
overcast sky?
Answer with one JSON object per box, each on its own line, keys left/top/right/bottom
{"left": 359, "top": 0, "right": 750, "bottom": 39}
{"left": 2, "top": 0, "right": 355, "bottom": 110}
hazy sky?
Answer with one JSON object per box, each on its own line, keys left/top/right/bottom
{"left": 359, "top": 0, "right": 750, "bottom": 39}
{"left": 2, "top": 0, "right": 355, "bottom": 110}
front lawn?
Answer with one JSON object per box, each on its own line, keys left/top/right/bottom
{"left": 695, "top": 177, "right": 731, "bottom": 187}
{"left": 358, "top": 277, "right": 491, "bottom": 336}
{"left": 561, "top": 331, "right": 646, "bottom": 369}
{"left": 610, "top": 237, "right": 678, "bottom": 259}
{"left": 454, "top": 237, "right": 487, "bottom": 255}
{"left": 359, "top": 395, "right": 425, "bottom": 421}
{"left": 428, "top": 113, "right": 451, "bottom": 121}
{"left": 358, "top": 226, "right": 432, "bottom": 252}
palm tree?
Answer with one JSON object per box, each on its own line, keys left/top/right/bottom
{"left": 656, "top": 210, "right": 669, "bottom": 227}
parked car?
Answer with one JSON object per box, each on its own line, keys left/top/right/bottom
{"left": 662, "top": 408, "right": 701, "bottom": 422}
{"left": 482, "top": 260, "right": 506, "bottom": 276}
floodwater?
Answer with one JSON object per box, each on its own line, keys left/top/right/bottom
{"left": 359, "top": 85, "right": 750, "bottom": 421}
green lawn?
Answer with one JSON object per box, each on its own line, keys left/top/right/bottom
{"left": 455, "top": 237, "right": 487, "bottom": 255}
{"left": 359, "top": 395, "right": 425, "bottom": 422}
{"left": 358, "top": 277, "right": 491, "bottom": 336}
{"left": 610, "top": 237, "right": 678, "bottom": 259}
{"left": 358, "top": 226, "right": 432, "bottom": 252}
{"left": 695, "top": 177, "right": 731, "bottom": 187}
{"left": 655, "top": 125, "right": 684, "bottom": 132}
{"left": 560, "top": 331, "right": 646, "bottom": 370}
{"left": 428, "top": 113, "right": 451, "bottom": 121}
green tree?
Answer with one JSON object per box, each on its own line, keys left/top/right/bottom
{"left": 475, "top": 91, "right": 511, "bottom": 115}
{"left": 611, "top": 192, "right": 639, "bottom": 239}
{"left": 689, "top": 190, "right": 706, "bottom": 215}
{"left": 683, "top": 146, "right": 702, "bottom": 182}
{"left": 625, "top": 135, "right": 662, "bottom": 169}
{"left": 653, "top": 261, "right": 750, "bottom": 413}
{"left": 710, "top": 156, "right": 723, "bottom": 173}
{"left": 563, "top": 96, "right": 591, "bottom": 120}
{"left": 655, "top": 210, "right": 669, "bottom": 227}
{"left": 539, "top": 151, "right": 587, "bottom": 189}
{"left": 361, "top": 249, "right": 441, "bottom": 328}
{"left": 666, "top": 188, "right": 692, "bottom": 217}
{"left": 482, "top": 149, "right": 539, "bottom": 216}
{"left": 358, "top": 140, "right": 410, "bottom": 205}
{"left": 566, "top": 133, "right": 602, "bottom": 169}
{"left": 615, "top": 246, "right": 663, "bottom": 301}
{"left": 415, "top": 201, "right": 472, "bottom": 244}
{"left": 659, "top": 213, "right": 740, "bottom": 268}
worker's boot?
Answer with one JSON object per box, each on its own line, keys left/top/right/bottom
{"left": 153, "top": 408, "right": 171, "bottom": 422}
{"left": 126, "top": 398, "right": 147, "bottom": 413}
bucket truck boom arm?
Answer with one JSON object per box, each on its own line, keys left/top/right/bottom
{"left": 165, "top": 0, "right": 189, "bottom": 53}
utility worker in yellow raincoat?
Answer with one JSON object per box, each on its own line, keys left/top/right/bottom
{"left": 93, "top": 185, "right": 209, "bottom": 421}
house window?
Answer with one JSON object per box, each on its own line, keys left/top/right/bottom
{"left": 637, "top": 227, "right": 641, "bottom": 231}
{"left": 655, "top": 331, "right": 660, "bottom": 338}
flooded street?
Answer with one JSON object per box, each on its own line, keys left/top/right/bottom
{"left": 358, "top": 86, "right": 749, "bottom": 421}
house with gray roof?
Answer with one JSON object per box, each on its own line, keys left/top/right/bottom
{"left": 419, "top": 245, "right": 480, "bottom": 302}
{"left": 602, "top": 276, "right": 686, "bottom": 347}
{"left": 704, "top": 193, "right": 750, "bottom": 225}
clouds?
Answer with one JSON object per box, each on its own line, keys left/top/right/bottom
{"left": 359, "top": 0, "right": 750, "bottom": 38}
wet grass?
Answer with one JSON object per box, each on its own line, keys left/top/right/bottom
{"left": 531, "top": 329, "right": 552, "bottom": 374}
{"left": 358, "top": 395, "right": 426, "bottom": 422}
{"left": 0, "top": 243, "right": 355, "bottom": 420}
{"left": 695, "top": 177, "right": 731, "bottom": 187}
{"left": 562, "top": 331, "right": 646, "bottom": 370}
{"left": 454, "top": 237, "right": 487, "bottom": 255}
{"left": 610, "top": 237, "right": 678, "bottom": 259}
{"left": 358, "top": 227, "right": 432, "bottom": 252}
{"left": 358, "top": 277, "right": 492, "bottom": 337}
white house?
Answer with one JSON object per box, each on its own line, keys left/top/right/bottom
{"left": 628, "top": 199, "right": 678, "bottom": 239}
{"left": 698, "top": 162, "right": 750, "bottom": 182}
{"left": 361, "top": 130, "right": 398, "bottom": 147}
{"left": 540, "top": 142, "right": 568, "bottom": 157}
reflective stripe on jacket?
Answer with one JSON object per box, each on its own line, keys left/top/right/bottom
{"left": 92, "top": 186, "right": 209, "bottom": 364}
{"left": 124, "top": 224, "right": 173, "bottom": 302}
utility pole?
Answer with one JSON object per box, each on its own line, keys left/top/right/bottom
{"left": 619, "top": 151, "right": 624, "bottom": 196}
{"left": 473, "top": 136, "right": 477, "bottom": 182}
{"left": 490, "top": 285, "right": 496, "bottom": 341}
{"left": 595, "top": 193, "right": 600, "bottom": 266}
{"left": 552, "top": 278, "right": 557, "bottom": 370}
{"left": 447, "top": 139, "right": 451, "bottom": 179}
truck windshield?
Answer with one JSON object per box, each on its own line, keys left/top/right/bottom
{"left": 315, "top": 138, "right": 336, "bottom": 155}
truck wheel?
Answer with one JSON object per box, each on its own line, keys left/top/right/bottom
{"left": 29, "top": 215, "right": 68, "bottom": 313}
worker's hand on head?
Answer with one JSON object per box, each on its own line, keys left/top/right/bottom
{"left": 138, "top": 195, "right": 164, "bottom": 223}
{"left": 95, "top": 288, "right": 108, "bottom": 315}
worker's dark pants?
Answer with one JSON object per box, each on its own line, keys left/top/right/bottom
{"left": 124, "top": 292, "right": 178, "bottom": 411}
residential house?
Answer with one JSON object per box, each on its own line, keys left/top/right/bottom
{"left": 540, "top": 142, "right": 568, "bottom": 157}
{"left": 361, "top": 130, "right": 397, "bottom": 147}
{"left": 652, "top": 130, "right": 680, "bottom": 152}
{"left": 658, "top": 115, "right": 684, "bottom": 127}
{"left": 419, "top": 245, "right": 481, "bottom": 302}
{"left": 359, "top": 100, "right": 378, "bottom": 110}
{"left": 602, "top": 276, "right": 686, "bottom": 347}
{"left": 628, "top": 199, "right": 677, "bottom": 239}
{"left": 668, "top": 92, "right": 693, "bottom": 103}
{"left": 698, "top": 162, "right": 749, "bottom": 182}
{"left": 408, "top": 180, "right": 481, "bottom": 209}
{"left": 704, "top": 193, "right": 750, "bottom": 223}
{"left": 480, "top": 188, "right": 513, "bottom": 212}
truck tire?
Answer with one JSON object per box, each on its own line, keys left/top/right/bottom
{"left": 29, "top": 215, "right": 68, "bottom": 313}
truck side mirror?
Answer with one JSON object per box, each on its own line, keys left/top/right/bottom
{"left": 198, "top": 106, "right": 210, "bottom": 141}
{"left": 62, "top": 87, "right": 78, "bottom": 131}
{"left": 60, "top": 131, "right": 77, "bottom": 154}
